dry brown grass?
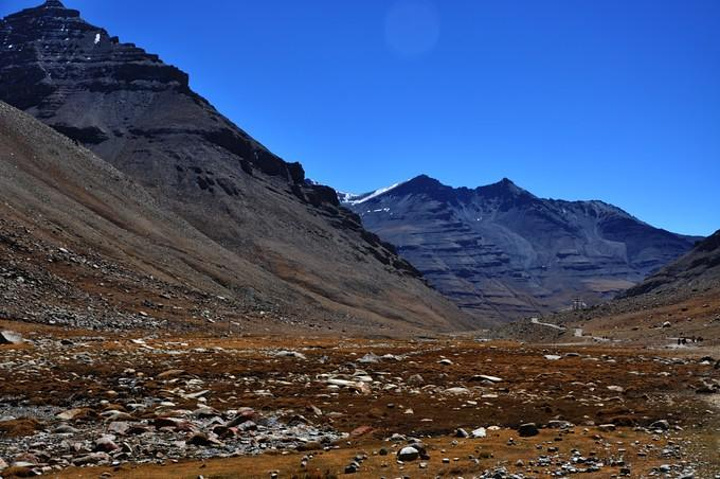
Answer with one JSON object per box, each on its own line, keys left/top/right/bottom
{"left": 47, "top": 428, "right": 697, "bottom": 478}
{"left": 1, "top": 330, "right": 718, "bottom": 478}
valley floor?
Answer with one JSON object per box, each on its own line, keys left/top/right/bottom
{"left": 1, "top": 320, "right": 719, "bottom": 478}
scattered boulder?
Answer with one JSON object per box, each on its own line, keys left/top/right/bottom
{"left": 94, "top": 435, "right": 120, "bottom": 453}
{"left": 0, "top": 330, "right": 23, "bottom": 345}
{"left": 406, "top": 374, "right": 425, "bottom": 386}
{"left": 455, "top": 428, "right": 469, "bottom": 438}
{"left": 273, "top": 350, "right": 307, "bottom": 360}
{"left": 518, "top": 423, "right": 539, "bottom": 437}
{"left": 187, "top": 432, "right": 223, "bottom": 447}
{"left": 649, "top": 420, "right": 670, "bottom": 431}
{"left": 350, "top": 425, "right": 373, "bottom": 438}
{"left": 547, "top": 420, "right": 574, "bottom": 429}
{"left": 157, "top": 369, "right": 186, "bottom": 379}
{"left": 445, "top": 387, "right": 470, "bottom": 395}
{"left": 56, "top": 408, "right": 94, "bottom": 422}
{"left": 358, "top": 353, "right": 380, "bottom": 364}
{"left": 397, "top": 446, "right": 420, "bottom": 462}
{"left": 470, "top": 374, "right": 503, "bottom": 383}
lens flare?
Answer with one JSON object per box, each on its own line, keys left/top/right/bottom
{"left": 384, "top": 0, "right": 440, "bottom": 58}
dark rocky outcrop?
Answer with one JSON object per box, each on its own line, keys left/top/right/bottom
{"left": 344, "top": 175, "right": 699, "bottom": 322}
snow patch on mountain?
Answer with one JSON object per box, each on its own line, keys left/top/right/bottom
{"left": 341, "top": 181, "right": 408, "bottom": 206}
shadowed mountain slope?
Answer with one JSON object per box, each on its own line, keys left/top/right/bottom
{"left": 0, "top": 1, "right": 471, "bottom": 333}
{"left": 624, "top": 229, "right": 720, "bottom": 298}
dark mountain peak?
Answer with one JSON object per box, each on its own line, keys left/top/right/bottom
{"left": 6, "top": 0, "right": 79, "bottom": 19}
{"left": 499, "top": 177, "right": 515, "bottom": 185}
{"left": 392, "top": 174, "right": 449, "bottom": 197}
{"left": 477, "top": 177, "right": 534, "bottom": 199}
{"left": 43, "top": 0, "right": 66, "bottom": 8}
{"left": 406, "top": 174, "right": 443, "bottom": 188}
{"left": 0, "top": 0, "right": 316, "bottom": 186}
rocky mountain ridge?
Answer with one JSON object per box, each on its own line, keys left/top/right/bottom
{"left": 344, "top": 174, "right": 700, "bottom": 321}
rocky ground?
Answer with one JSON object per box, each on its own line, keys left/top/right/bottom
{"left": 0, "top": 321, "right": 718, "bottom": 478}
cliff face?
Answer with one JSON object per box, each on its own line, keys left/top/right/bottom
{"left": 345, "top": 175, "right": 699, "bottom": 321}
{"left": 0, "top": 2, "right": 471, "bottom": 332}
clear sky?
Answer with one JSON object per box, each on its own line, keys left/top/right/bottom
{"left": 3, "top": 0, "right": 719, "bottom": 236}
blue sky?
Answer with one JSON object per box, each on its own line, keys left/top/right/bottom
{"left": 3, "top": 0, "right": 719, "bottom": 236}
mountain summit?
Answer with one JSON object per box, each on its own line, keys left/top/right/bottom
{"left": 344, "top": 175, "right": 699, "bottom": 321}
{"left": 0, "top": 3, "right": 471, "bottom": 332}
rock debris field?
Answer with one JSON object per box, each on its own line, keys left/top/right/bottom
{"left": 0, "top": 322, "right": 719, "bottom": 478}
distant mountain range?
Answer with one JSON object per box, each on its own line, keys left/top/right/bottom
{"left": 0, "top": 1, "right": 470, "bottom": 333}
{"left": 343, "top": 175, "right": 701, "bottom": 321}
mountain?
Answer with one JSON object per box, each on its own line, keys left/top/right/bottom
{"left": 0, "top": 2, "right": 471, "bottom": 333}
{"left": 624, "top": 229, "right": 720, "bottom": 297}
{"left": 343, "top": 174, "right": 700, "bottom": 321}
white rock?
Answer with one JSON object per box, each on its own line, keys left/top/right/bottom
{"left": 445, "top": 387, "right": 470, "bottom": 395}
{"left": 0, "top": 330, "right": 23, "bottom": 345}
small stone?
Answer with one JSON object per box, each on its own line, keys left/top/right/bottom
{"left": 53, "top": 424, "right": 79, "bottom": 434}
